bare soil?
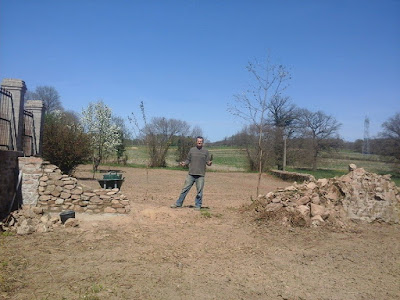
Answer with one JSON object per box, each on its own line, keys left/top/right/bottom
{"left": 1, "top": 165, "right": 400, "bottom": 300}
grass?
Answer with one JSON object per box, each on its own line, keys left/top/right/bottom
{"left": 200, "top": 209, "right": 222, "bottom": 218}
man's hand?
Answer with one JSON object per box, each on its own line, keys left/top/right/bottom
{"left": 207, "top": 161, "right": 212, "bottom": 166}
{"left": 179, "top": 161, "right": 186, "bottom": 167}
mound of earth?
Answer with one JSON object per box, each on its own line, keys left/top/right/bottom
{"left": 250, "top": 164, "right": 400, "bottom": 228}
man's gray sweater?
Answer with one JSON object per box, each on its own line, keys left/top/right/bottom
{"left": 184, "top": 146, "right": 211, "bottom": 176}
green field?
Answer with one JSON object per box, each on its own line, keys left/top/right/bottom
{"left": 104, "top": 146, "right": 399, "bottom": 185}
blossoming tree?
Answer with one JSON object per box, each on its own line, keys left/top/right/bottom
{"left": 81, "top": 101, "right": 121, "bottom": 176}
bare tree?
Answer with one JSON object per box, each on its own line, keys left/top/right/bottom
{"left": 191, "top": 125, "right": 204, "bottom": 138}
{"left": 297, "top": 109, "right": 341, "bottom": 171}
{"left": 380, "top": 112, "right": 400, "bottom": 160}
{"left": 267, "top": 95, "right": 299, "bottom": 170}
{"left": 228, "top": 55, "right": 291, "bottom": 195}
{"left": 25, "top": 86, "right": 63, "bottom": 114}
{"left": 381, "top": 112, "right": 400, "bottom": 140}
{"left": 144, "top": 117, "right": 190, "bottom": 167}
{"left": 176, "top": 125, "right": 204, "bottom": 163}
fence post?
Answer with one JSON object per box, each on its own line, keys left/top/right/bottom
{"left": 25, "top": 100, "right": 45, "bottom": 156}
{"left": 1, "top": 79, "right": 27, "bottom": 152}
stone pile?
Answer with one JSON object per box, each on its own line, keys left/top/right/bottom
{"left": 0, "top": 205, "right": 78, "bottom": 235}
{"left": 38, "top": 163, "right": 130, "bottom": 214}
{"left": 253, "top": 164, "right": 400, "bottom": 227}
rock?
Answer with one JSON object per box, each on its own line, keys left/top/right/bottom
{"left": 311, "top": 215, "right": 325, "bottom": 227}
{"left": 311, "top": 194, "right": 320, "bottom": 204}
{"left": 32, "top": 207, "right": 44, "bottom": 215}
{"left": 90, "top": 197, "right": 103, "bottom": 204}
{"left": 49, "top": 216, "right": 60, "bottom": 224}
{"left": 60, "top": 192, "right": 71, "bottom": 199}
{"left": 36, "top": 223, "right": 49, "bottom": 233}
{"left": 296, "top": 196, "right": 311, "bottom": 205}
{"left": 325, "top": 188, "right": 341, "bottom": 202}
{"left": 64, "top": 218, "right": 79, "bottom": 227}
{"left": 104, "top": 207, "right": 117, "bottom": 213}
{"left": 266, "top": 192, "right": 274, "bottom": 199}
{"left": 310, "top": 203, "right": 327, "bottom": 218}
{"left": 39, "top": 195, "right": 51, "bottom": 201}
{"left": 284, "top": 186, "right": 297, "bottom": 191}
{"left": 271, "top": 197, "right": 281, "bottom": 203}
{"left": 264, "top": 203, "right": 283, "bottom": 212}
{"left": 40, "top": 215, "right": 50, "bottom": 223}
{"left": 348, "top": 164, "right": 357, "bottom": 171}
{"left": 306, "top": 182, "right": 317, "bottom": 190}
{"left": 297, "top": 205, "right": 310, "bottom": 217}
{"left": 71, "top": 188, "right": 83, "bottom": 195}
{"left": 17, "top": 224, "right": 35, "bottom": 235}
{"left": 51, "top": 190, "right": 61, "bottom": 197}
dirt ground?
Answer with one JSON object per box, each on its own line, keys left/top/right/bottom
{"left": 1, "top": 165, "right": 400, "bottom": 300}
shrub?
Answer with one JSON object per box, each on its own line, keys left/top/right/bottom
{"left": 42, "top": 111, "right": 91, "bottom": 175}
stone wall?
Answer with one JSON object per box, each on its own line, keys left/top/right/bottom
{"left": 19, "top": 156, "right": 42, "bottom": 206}
{"left": 0, "top": 150, "right": 23, "bottom": 219}
{"left": 37, "top": 162, "right": 130, "bottom": 214}
{"left": 270, "top": 169, "right": 315, "bottom": 183}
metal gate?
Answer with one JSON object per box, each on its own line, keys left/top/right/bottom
{"left": 23, "top": 110, "right": 36, "bottom": 156}
{"left": 0, "top": 87, "right": 17, "bottom": 150}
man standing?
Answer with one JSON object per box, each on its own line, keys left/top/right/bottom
{"left": 171, "top": 136, "right": 212, "bottom": 210}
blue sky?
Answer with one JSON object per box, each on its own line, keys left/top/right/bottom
{"left": 1, "top": 0, "right": 399, "bottom": 142}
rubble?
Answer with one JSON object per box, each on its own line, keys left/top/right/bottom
{"left": 0, "top": 205, "right": 78, "bottom": 235}
{"left": 252, "top": 165, "right": 400, "bottom": 228}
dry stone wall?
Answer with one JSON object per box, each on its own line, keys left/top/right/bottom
{"left": 38, "top": 162, "right": 130, "bottom": 214}
{"left": 270, "top": 170, "right": 315, "bottom": 183}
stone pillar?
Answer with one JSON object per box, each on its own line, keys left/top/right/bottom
{"left": 1, "top": 79, "right": 27, "bottom": 152}
{"left": 25, "top": 100, "right": 45, "bottom": 156}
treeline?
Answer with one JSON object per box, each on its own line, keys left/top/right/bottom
{"left": 344, "top": 138, "right": 400, "bottom": 160}
{"left": 28, "top": 73, "right": 399, "bottom": 177}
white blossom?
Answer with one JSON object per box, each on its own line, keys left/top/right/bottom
{"left": 81, "top": 101, "right": 121, "bottom": 160}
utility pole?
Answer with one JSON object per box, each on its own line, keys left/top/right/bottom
{"left": 283, "top": 134, "right": 287, "bottom": 171}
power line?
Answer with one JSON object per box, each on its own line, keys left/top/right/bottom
{"left": 362, "top": 116, "right": 370, "bottom": 154}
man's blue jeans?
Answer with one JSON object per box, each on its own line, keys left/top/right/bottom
{"left": 176, "top": 174, "right": 205, "bottom": 208}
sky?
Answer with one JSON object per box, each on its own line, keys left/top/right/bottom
{"left": 1, "top": 0, "right": 399, "bottom": 142}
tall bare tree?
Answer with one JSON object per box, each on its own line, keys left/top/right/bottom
{"left": 228, "top": 56, "right": 291, "bottom": 196}
{"left": 297, "top": 109, "right": 341, "bottom": 171}
{"left": 25, "top": 85, "right": 63, "bottom": 114}
{"left": 267, "top": 95, "right": 299, "bottom": 170}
